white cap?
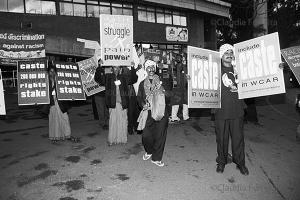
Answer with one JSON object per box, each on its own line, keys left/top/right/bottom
{"left": 144, "top": 60, "right": 156, "bottom": 70}
{"left": 219, "top": 44, "right": 234, "bottom": 58}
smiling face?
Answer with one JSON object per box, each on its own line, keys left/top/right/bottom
{"left": 222, "top": 49, "right": 234, "bottom": 66}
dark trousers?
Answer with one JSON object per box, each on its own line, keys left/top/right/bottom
{"left": 215, "top": 117, "right": 245, "bottom": 166}
{"left": 127, "top": 89, "right": 139, "bottom": 134}
{"left": 94, "top": 95, "right": 109, "bottom": 126}
{"left": 244, "top": 98, "right": 258, "bottom": 123}
{"left": 142, "top": 111, "right": 169, "bottom": 161}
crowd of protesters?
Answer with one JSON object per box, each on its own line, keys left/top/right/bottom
{"left": 44, "top": 44, "right": 255, "bottom": 174}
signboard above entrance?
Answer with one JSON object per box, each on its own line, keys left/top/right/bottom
{"left": 166, "top": 27, "right": 188, "bottom": 42}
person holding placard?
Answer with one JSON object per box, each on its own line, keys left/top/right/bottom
{"left": 48, "top": 63, "right": 79, "bottom": 143}
{"left": 94, "top": 63, "right": 137, "bottom": 145}
{"left": 213, "top": 44, "right": 249, "bottom": 175}
{"left": 137, "top": 60, "right": 170, "bottom": 167}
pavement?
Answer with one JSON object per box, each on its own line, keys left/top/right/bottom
{"left": 0, "top": 80, "right": 300, "bottom": 200}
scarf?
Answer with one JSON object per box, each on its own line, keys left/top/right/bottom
{"left": 144, "top": 74, "right": 161, "bottom": 101}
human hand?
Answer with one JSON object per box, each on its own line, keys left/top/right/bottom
{"left": 279, "top": 62, "right": 285, "bottom": 70}
{"left": 186, "top": 74, "right": 191, "bottom": 80}
{"left": 131, "top": 61, "right": 135, "bottom": 66}
{"left": 143, "top": 102, "right": 150, "bottom": 110}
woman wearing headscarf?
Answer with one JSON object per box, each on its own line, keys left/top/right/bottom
{"left": 48, "top": 62, "right": 78, "bottom": 143}
{"left": 137, "top": 60, "right": 170, "bottom": 167}
{"left": 94, "top": 63, "right": 137, "bottom": 145}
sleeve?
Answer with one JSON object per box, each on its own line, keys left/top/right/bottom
{"left": 137, "top": 81, "right": 146, "bottom": 109}
{"left": 94, "top": 67, "right": 106, "bottom": 86}
{"left": 127, "top": 66, "right": 138, "bottom": 85}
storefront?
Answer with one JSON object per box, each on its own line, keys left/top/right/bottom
{"left": 0, "top": 0, "right": 230, "bottom": 88}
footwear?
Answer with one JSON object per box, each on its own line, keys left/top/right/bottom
{"left": 151, "top": 160, "right": 164, "bottom": 167}
{"left": 216, "top": 164, "right": 225, "bottom": 173}
{"left": 169, "top": 117, "right": 180, "bottom": 123}
{"left": 142, "top": 153, "right": 152, "bottom": 160}
{"left": 183, "top": 117, "right": 191, "bottom": 121}
{"left": 237, "top": 165, "right": 249, "bottom": 175}
{"left": 102, "top": 124, "right": 109, "bottom": 130}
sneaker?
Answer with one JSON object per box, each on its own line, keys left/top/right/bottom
{"left": 169, "top": 117, "right": 180, "bottom": 123}
{"left": 151, "top": 160, "right": 164, "bottom": 167}
{"left": 142, "top": 153, "right": 152, "bottom": 161}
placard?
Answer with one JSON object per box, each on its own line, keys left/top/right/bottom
{"left": 234, "top": 32, "right": 285, "bottom": 99}
{"left": 0, "top": 32, "right": 45, "bottom": 65}
{"left": 17, "top": 59, "right": 49, "bottom": 105}
{"left": 281, "top": 46, "right": 300, "bottom": 84}
{"left": 100, "top": 14, "right": 133, "bottom": 66}
{"left": 0, "top": 69, "right": 6, "bottom": 115}
{"left": 187, "top": 46, "right": 221, "bottom": 108}
{"left": 54, "top": 61, "right": 86, "bottom": 100}
{"left": 166, "top": 27, "right": 188, "bottom": 42}
{"left": 77, "top": 57, "right": 105, "bottom": 96}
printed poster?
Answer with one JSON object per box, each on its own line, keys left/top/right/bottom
{"left": 234, "top": 32, "right": 285, "bottom": 99}
{"left": 0, "top": 69, "right": 6, "bottom": 115}
{"left": 187, "top": 46, "right": 221, "bottom": 108}
{"left": 17, "top": 59, "right": 49, "bottom": 105}
{"left": 281, "top": 46, "right": 300, "bottom": 84}
{"left": 54, "top": 61, "right": 86, "bottom": 100}
{"left": 100, "top": 14, "right": 133, "bottom": 66}
{"left": 77, "top": 57, "right": 105, "bottom": 96}
{"left": 0, "top": 32, "right": 45, "bottom": 65}
{"left": 166, "top": 27, "right": 188, "bottom": 42}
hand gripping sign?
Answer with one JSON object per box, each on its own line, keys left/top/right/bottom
{"left": 234, "top": 32, "right": 285, "bottom": 99}
{"left": 187, "top": 46, "right": 221, "bottom": 108}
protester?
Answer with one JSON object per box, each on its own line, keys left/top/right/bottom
{"left": 94, "top": 61, "right": 109, "bottom": 130}
{"left": 94, "top": 62, "right": 137, "bottom": 145}
{"left": 213, "top": 44, "right": 249, "bottom": 175}
{"left": 137, "top": 60, "right": 170, "bottom": 167}
{"left": 48, "top": 62, "right": 79, "bottom": 143}
{"left": 169, "top": 54, "right": 189, "bottom": 123}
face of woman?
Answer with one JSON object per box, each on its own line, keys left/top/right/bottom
{"left": 146, "top": 65, "right": 155, "bottom": 76}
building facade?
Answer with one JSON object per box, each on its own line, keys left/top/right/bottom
{"left": 0, "top": 0, "right": 230, "bottom": 86}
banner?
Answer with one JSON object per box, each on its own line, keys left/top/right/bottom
{"left": 0, "top": 32, "right": 45, "bottom": 65}
{"left": 77, "top": 57, "right": 105, "bottom": 96}
{"left": 281, "top": 46, "right": 300, "bottom": 84}
{"left": 0, "top": 69, "right": 6, "bottom": 115}
{"left": 234, "top": 32, "right": 285, "bottom": 99}
{"left": 100, "top": 14, "right": 133, "bottom": 66}
{"left": 187, "top": 46, "right": 221, "bottom": 108}
{"left": 54, "top": 61, "right": 85, "bottom": 100}
{"left": 17, "top": 59, "right": 50, "bottom": 105}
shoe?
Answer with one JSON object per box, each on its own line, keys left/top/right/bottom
{"left": 142, "top": 153, "right": 152, "bottom": 161}
{"left": 183, "top": 117, "right": 191, "bottom": 121}
{"left": 236, "top": 165, "right": 249, "bottom": 175}
{"left": 216, "top": 164, "right": 225, "bottom": 173}
{"left": 102, "top": 124, "right": 109, "bottom": 130}
{"left": 151, "top": 160, "right": 164, "bottom": 167}
{"left": 169, "top": 117, "right": 180, "bottom": 124}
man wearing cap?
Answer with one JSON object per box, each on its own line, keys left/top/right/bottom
{"left": 213, "top": 44, "right": 249, "bottom": 175}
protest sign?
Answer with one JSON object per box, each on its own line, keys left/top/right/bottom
{"left": 187, "top": 46, "right": 221, "bottom": 108}
{"left": 0, "top": 69, "right": 6, "bottom": 115}
{"left": 281, "top": 46, "right": 300, "bottom": 84}
{"left": 234, "top": 32, "right": 285, "bottom": 99}
{"left": 17, "top": 59, "right": 49, "bottom": 105}
{"left": 77, "top": 57, "right": 105, "bottom": 96}
{"left": 100, "top": 14, "right": 133, "bottom": 66}
{"left": 54, "top": 61, "right": 86, "bottom": 100}
{"left": 0, "top": 32, "right": 45, "bottom": 65}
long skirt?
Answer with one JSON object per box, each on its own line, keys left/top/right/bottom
{"left": 49, "top": 99, "right": 71, "bottom": 140}
{"left": 108, "top": 103, "right": 128, "bottom": 145}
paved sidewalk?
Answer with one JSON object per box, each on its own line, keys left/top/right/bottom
{"left": 0, "top": 88, "right": 299, "bottom": 200}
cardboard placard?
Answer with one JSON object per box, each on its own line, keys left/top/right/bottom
{"left": 0, "top": 69, "right": 6, "bottom": 115}
{"left": 234, "top": 32, "right": 285, "bottom": 99}
{"left": 187, "top": 46, "right": 221, "bottom": 108}
{"left": 281, "top": 46, "right": 300, "bottom": 84}
{"left": 54, "top": 61, "right": 86, "bottom": 100}
{"left": 17, "top": 59, "right": 50, "bottom": 105}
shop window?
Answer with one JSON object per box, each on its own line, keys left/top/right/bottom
{"left": 87, "top": 5, "right": 99, "bottom": 17}
{"left": 165, "top": 10, "right": 172, "bottom": 24}
{"left": 138, "top": 6, "right": 155, "bottom": 22}
{"left": 60, "top": 2, "right": 73, "bottom": 16}
{"left": 73, "top": 3, "right": 85, "bottom": 16}
{"left": 25, "top": 0, "right": 56, "bottom": 15}
{"left": 0, "top": 0, "right": 24, "bottom": 13}
{"left": 87, "top": 0, "right": 98, "bottom": 5}
{"left": 156, "top": 8, "right": 165, "bottom": 24}
{"left": 112, "top": 3, "right": 122, "bottom": 15}
{"left": 173, "top": 11, "right": 186, "bottom": 26}
{"left": 123, "top": 4, "right": 132, "bottom": 16}
{"left": 100, "top": 2, "right": 110, "bottom": 14}
{"left": 147, "top": 7, "right": 155, "bottom": 23}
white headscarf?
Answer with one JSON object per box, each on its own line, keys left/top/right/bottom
{"left": 144, "top": 60, "right": 156, "bottom": 70}
{"left": 219, "top": 44, "right": 234, "bottom": 58}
